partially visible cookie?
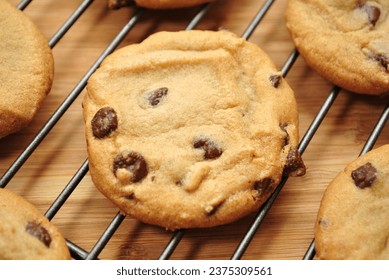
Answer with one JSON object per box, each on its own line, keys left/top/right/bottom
{"left": 286, "top": 0, "right": 389, "bottom": 95}
{"left": 108, "top": 0, "right": 215, "bottom": 9}
{"left": 83, "top": 30, "right": 305, "bottom": 230}
{"left": 0, "top": 0, "right": 54, "bottom": 139}
{"left": 0, "top": 188, "right": 71, "bottom": 260}
{"left": 315, "top": 144, "right": 389, "bottom": 259}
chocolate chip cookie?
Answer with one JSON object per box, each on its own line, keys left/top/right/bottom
{"left": 83, "top": 30, "right": 305, "bottom": 230}
{"left": 0, "top": 0, "right": 54, "bottom": 139}
{"left": 315, "top": 144, "right": 389, "bottom": 259}
{"left": 0, "top": 188, "right": 71, "bottom": 259}
{"left": 286, "top": 0, "right": 389, "bottom": 95}
{"left": 108, "top": 0, "right": 215, "bottom": 9}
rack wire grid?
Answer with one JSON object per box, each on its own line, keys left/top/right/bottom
{"left": 1, "top": 0, "right": 388, "bottom": 260}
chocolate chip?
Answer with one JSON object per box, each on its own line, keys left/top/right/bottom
{"left": 25, "top": 221, "right": 51, "bottom": 248}
{"left": 253, "top": 178, "right": 275, "bottom": 195}
{"left": 91, "top": 107, "right": 118, "bottom": 138}
{"left": 351, "top": 162, "right": 377, "bottom": 189}
{"left": 269, "top": 74, "right": 282, "bottom": 88}
{"left": 175, "top": 180, "right": 182, "bottom": 186}
{"left": 194, "top": 137, "right": 223, "bottom": 160}
{"left": 126, "top": 193, "right": 136, "bottom": 200}
{"left": 113, "top": 151, "right": 148, "bottom": 183}
{"left": 147, "top": 87, "right": 168, "bottom": 106}
{"left": 362, "top": 3, "right": 381, "bottom": 26}
{"left": 375, "top": 54, "right": 389, "bottom": 71}
{"left": 283, "top": 147, "right": 306, "bottom": 177}
{"left": 364, "top": 48, "right": 389, "bottom": 71}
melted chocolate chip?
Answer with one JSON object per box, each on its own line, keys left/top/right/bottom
{"left": 148, "top": 87, "right": 168, "bottom": 106}
{"left": 25, "top": 221, "right": 51, "bottom": 248}
{"left": 269, "top": 74, "right": 282, "bottom": 88}
{"left": 194, "top": 137, "right": 223, "bottom": 160}
{"left": 113, "top": 151, "right": 148, "bottom": 183}
{"left": 362, "top": 3, "right": 381, "bottom": 26}
{"left": 253, "top": 178, "right": 275, "bottom": 195}
{"left": 91, "top": 107, "right": 118, "bottom": 138}
{"left": 375, "top": 54, "right": 389, "bottom": 71}
{"left": 351, "top": 162, "right": 377, "bottom": 189}
{"left": 283, "top": 147, "right": 306, "bottom": 177}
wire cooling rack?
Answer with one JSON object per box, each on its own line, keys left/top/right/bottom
{"left": 1, "top": 0, "right": 388, "bottom": 260}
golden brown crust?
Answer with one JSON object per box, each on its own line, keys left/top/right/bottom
{"left": 0, "top": 0, "right": 54, "bottom": 138}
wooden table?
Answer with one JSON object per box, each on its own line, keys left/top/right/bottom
{"left": 2, "top": 0, "right": 388, "bottom": 260}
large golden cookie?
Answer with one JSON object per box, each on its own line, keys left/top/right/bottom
{"left": 83, "top": 30, "right": 305, "bottom": 230}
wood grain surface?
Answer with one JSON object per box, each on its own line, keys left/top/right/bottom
{"left": 2, "top": 0, "right": 388, "bottom": 260}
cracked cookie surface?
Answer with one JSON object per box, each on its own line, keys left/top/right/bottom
{"left": 83, "top": 30, "right": 305, "bottom": 230}
{"left": 0, "top": 188, "right": 71, "bottom": 260}
{"left": 286, "top": 0, "right": 389, "bottom": 95}
{"left": 315, "top": 144, "right": 389, "bottom": 259}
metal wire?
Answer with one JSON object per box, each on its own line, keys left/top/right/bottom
{"left": 67, "top": 239, "right": 90, "bottom": 260}
{"left": 303, "top": 239, "right": 316, "bottom": 260}
{"left": 17, "top": 0, "right": 32, "bottom": 10}
{"left": 45, "top": 160, "right": 89, "bottom": 220}
{"left": 159, "top": 230, "right": 186, "bottom": 260}
{"left": 85, "top": 212, "right": 126, "bottom": 260}
{"left": 359, "top": 100, "right": 389, "bottom": 156}
{"left": 241, "top": 0, "right": 275, "bottom": 40}
{"left": 185, "top": 3, "right": 212, "bottom": 31}
{"left": 49, "top": 0, "right": 95, "bottom": 48}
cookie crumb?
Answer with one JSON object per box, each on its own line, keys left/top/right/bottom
{"left": 204, "top": 200, "right": 224, "bottom": 216}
